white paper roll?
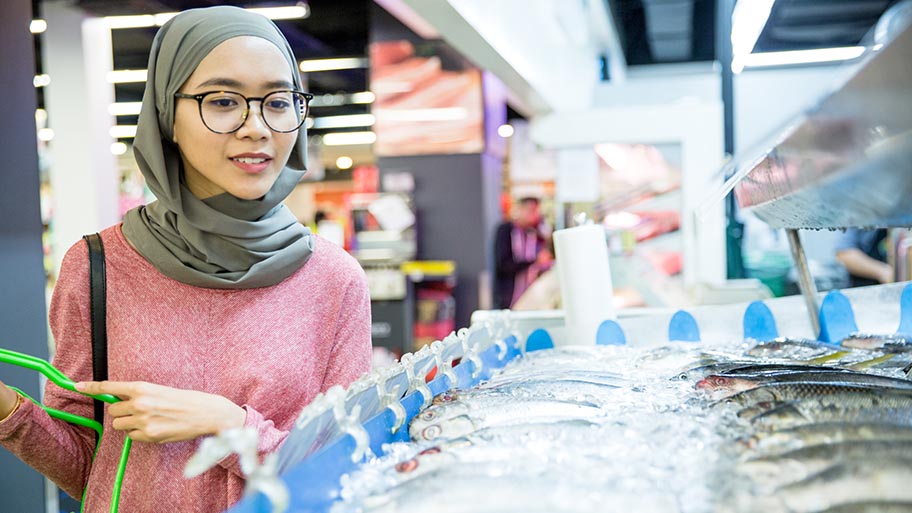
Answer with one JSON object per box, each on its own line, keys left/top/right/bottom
{"left": 553, "top": 224, "right": 616, "bottom": 345}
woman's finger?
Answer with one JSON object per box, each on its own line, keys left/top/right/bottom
{"left": 76, "top": 380, "right": 153, "bottom": 400}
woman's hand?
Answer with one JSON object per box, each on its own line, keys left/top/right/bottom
{"left": 75, "top": 381, "right": 246, "bottom": 443}
{"left": 0, "top": 381, "right": 20, "bottom": 420}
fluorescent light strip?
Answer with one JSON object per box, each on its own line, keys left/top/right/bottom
{"left": 312, "top": 114, "right": 376, "bottom": 130}
{"left": 246, "top": 5, "right": 310, "bottom": 20}
{"left": 299, "top": 57, "right": 368, "bottom": 73}
{"left": 743, "top": 46, "right": 866, "bottom": 68}
{"left": 310, "top": 91, "right": 375, "bottom": 108}
{"left": 33, "top": 74, "right": 51, "bottom": 88}
{"left": 104, "top": 5, "right": 307, "bottom": 29}
{"left": 109, "top": 102, "right": 143, "bottom": 116}
{"left": 375, "top": 107, "right": 467, "bottom": 122}
{"left": 321, "top": 131, "right": 376, "bottom": 146}
{"left": 731, "top": 0, "right": 776, "bottom": 73}
{"left": 107, "top": 69, "right": 148, "bottom": 83}
{"left": 30, "top": 19, "right": 47, "bottom": 34}
{"left": 110, "top": 125, "right": 137, "bottom": 138}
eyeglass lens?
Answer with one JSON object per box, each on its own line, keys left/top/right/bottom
{"left": 200, "top": 91, "right": 308, "bottom": 133}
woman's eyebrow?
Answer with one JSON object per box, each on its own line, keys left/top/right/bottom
{"left": 195, "top": 78, "right": 295, "bottom": 90}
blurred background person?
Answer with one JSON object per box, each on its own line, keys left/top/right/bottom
{"left": 835, "top": 228, "right": 892, "bottom": 287}
{"left": 493, "top": 197, "right": 552, "bottom": 309}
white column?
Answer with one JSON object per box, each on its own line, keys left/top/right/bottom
{"left": 43, "top": 2, "right": 119, "bottom": 274}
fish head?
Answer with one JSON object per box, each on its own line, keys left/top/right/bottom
{"left": 409, "top": 401, "right": 471, "bottom": 434}
{"left": 695, "top": 375, "right": 757, "bottom": 393}
{"left": 409, "top": 414, "right": 476, "bottom": 442}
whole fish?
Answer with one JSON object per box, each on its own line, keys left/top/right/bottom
{"left": 697, "top": 371, "right": 912, "bottom": 396}
{"left": 409, "top": 397, "right": 606, "bottom": 442}
{"left": 747, "top": 338, "right": 842, "bottom": 360}
{"left": 842, "top": 333, "right": 912, "bottom": 352}
{"left": 723, "top": 383, "right": 912, "bottom": 410}
{"left": 737, "top": 440, "right": 912, "bottom": 491}
{"left": 751, "top": 393, "right": 912, "bottom": 430}
{"left": 739, "top": 422, "right": 912, "bottom": 456}
{"left": 773, "top": 458, "right": 912, "bottom": 513}
{"left": 673, "top": 363, "right": 848, "bottom": 383}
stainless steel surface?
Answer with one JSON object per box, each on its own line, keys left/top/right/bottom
{"left": 787, "top": 229, "right": 821, "bottom": 337}
{"left": 732, "top": 23, "right": 912, "bottom": 229}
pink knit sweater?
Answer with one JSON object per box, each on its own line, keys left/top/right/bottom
{"left": 0, "top": 225, "right": 372, "bottom": 512}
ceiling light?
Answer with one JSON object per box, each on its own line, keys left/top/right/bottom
{"left": 30, "top": 19, "right": 47, "bottom": 34}
{"left": 37, "top": 128, "right": 55, "bottom": 142}
{"left": 313, "top": 114, "right": 376, "bottom": 130}
{"left": 730, "top": 0, "right": 776, "bottom": 73}
{"left": 497, "top": 124, "right": 514, "bottom": 138}
{"left": 110, "top": 142, "right": 128, "bottom": 156}
{"left": 299, "top": 57, "right": 368, "bottom": 73}
{"left": 33, "top": 74, "right": 51, "bottom": 88}
{"left": 322, "top": 131, "right": 377, "bottom": 146}
{"left": 106, "top": 70, "right": 148, "bottom": 84}
{"left": 375, "top": 108, "right": 467, "bottom": 122}
{"left": 108, "top": 102, "right": 143, "bottom": 116}
{"left": 110, "top": 125, "right": 137, "bottom": 138}
{"left": 336, "top": 156, "right": 354, "bottom": 170}
{"left": 349, "top": 91, "right": 376, "bottom": 104}
{"left": 103, "top": 15, "right": 156, "bottom": 29}
{"left": 742, "top": 47, "right": 866, "bottom": 68}
{"left": 247, "top": 4, "right": 310, "bottom": 20}
{"left": 103, "top": 5, "right": 307, "bottom": 29}
{"left": 35, "top": 109, "right": 48, "bottom": 125}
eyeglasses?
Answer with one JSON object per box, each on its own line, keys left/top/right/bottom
{"left": 174, "top": 90, "right": 314, "bottom": 134}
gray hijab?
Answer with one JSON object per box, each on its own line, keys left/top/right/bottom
{"left": 122, "top": 6, "right": 315, "bottom": 289}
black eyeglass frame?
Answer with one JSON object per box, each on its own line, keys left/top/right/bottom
{"left": 174, "top": 90, "right": 314, "bottom": 134}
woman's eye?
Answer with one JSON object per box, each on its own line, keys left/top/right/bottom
{"left": 266, "top": 100, "right": 291, "bottom": 110}
{"left": 207, "top": 98, "right": 238, "bottom": 108}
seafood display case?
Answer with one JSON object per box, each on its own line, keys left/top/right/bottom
{"left": 215, "top": 14, "right": 912, "bottom": 513}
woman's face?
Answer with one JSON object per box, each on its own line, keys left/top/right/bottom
{"left": 173, "top": 36, "right": 299, "bottom": 200}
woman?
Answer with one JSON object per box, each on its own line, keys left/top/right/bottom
{"left": 0, "top": 6, "right": 371, "bottom": 512}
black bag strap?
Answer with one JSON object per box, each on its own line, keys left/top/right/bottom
{"left": 83, "top": 233, "right": 107, "bottom": 438}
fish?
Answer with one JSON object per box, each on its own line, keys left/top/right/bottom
{"left": 814, "top": 502, "right": 912, "bottom": 513}
{"left": 739, "top": 422, "right": 912, "bottom": 456}
{"left": 773, "top": 458, "right": 912, "bottom": 513}
{"left": 736, "top": 440, "right": 912, "bottom": 491}
{"left": 747, "top": 338, "right": 842, "bottom": 360}
{"left": 842, "top": 333, "right": 912, "bottom": 352}
{"left": 723, "top": 383, "right": 912, "bottom": 410}
{"left": 697, "top": 371, "right": 912, "bottom": 396}
{"left": 673, "top": 363, "right": 850, "bottom": 383}
{"left": 409, "top": 397, "right": 606, "bottom": 442}
{"left": 750, "top": 393, "right": 912, "bottom": 430}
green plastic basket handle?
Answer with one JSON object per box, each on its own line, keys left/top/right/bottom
{"left": 0, "top": 348, "right": 131, "bottom": 513}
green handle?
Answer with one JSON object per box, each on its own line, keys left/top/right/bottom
{"left": 0, "top": 348, "right": 119, "bottom": 403}
{"left": 1, "top": 348, "right": 130, "bottom": 513}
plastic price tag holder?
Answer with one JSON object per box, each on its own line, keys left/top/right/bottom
{"left": 526, "top": 328, "right": 554, "bottom": 352}
{"left": 818, "top": 290, "right": 858, "bottom": 344}
{"left": 898, "top": 283, "right": 912, "bottom": 336}
{"left": 743, "top": 301, "right": 778, "bottom": 342}
{"left": 668, "top": 310, "right": 701, "bottom": 342}
{"left": 596, "top": 320, "right": 627, "bottom": 345}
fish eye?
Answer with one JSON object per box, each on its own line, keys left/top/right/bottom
{"left": 395, "top": 459, "right": 419, "bottom": 473}
{"left": 422, "top": 425, "right": 442, "bottom": 440}
{"left": 712, "top": 377, "right": 728, "bottom": 386}
{"left": 419, "top": 410, "right": 437, "bottom": 422}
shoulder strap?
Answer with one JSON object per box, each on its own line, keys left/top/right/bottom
{"left": 83, "top": 233, "right": 107, "bottom": 435}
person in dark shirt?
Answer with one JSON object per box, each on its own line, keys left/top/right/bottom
{"left": 834, "top": 228, "right": 892, "bottom": 287}
{"left": 493, "top": 197, "right": 550, "bottom": 309}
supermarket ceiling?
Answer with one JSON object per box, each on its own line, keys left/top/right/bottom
{"left": 58, "top": 0, "right": 901, "bottom": 117}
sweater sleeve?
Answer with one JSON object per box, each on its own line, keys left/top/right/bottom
{"left": 0, "top": 240, "right": 99, "bottom": 499}
{"left": 320, "top": 268, "right": 372, "bottom": 391}
{"left": 217, "top": 260, "right": 372, "bottom": 478}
